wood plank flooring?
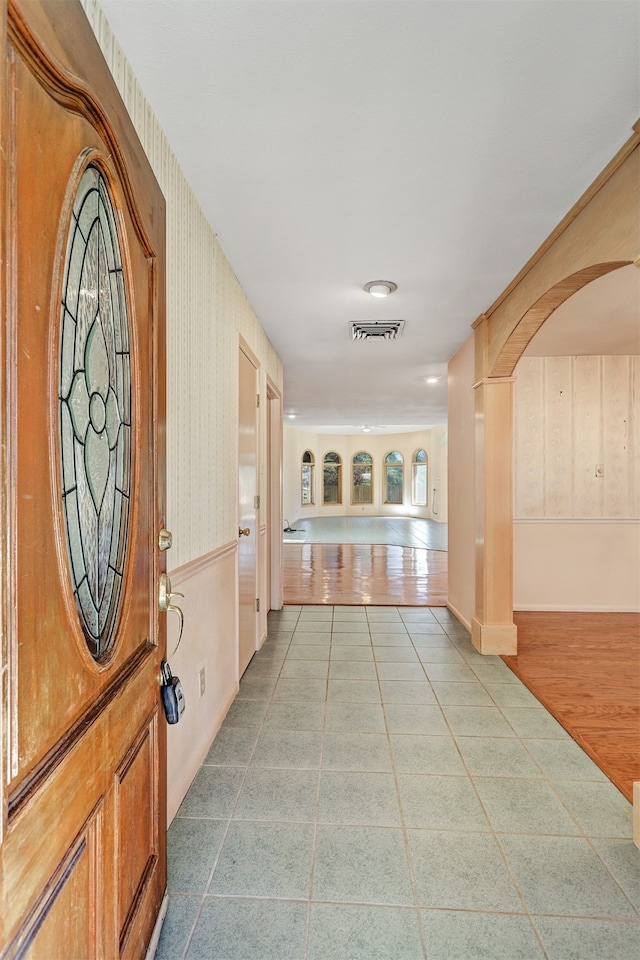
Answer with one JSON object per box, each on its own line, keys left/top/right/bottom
{"left": 282, "top": 543, "right": 448, "bottom": 606}
{"left": 506, "top": 611, "right": 640, "bottom": 803}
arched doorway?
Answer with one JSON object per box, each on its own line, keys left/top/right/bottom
{"left": 470, "top": 121, "right": 639, "bottom": 656}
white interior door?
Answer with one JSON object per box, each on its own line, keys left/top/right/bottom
{"left": 238, "top": 345, "right": 258, "bottom": 676}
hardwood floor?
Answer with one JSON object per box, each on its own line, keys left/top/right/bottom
{"left": 282, "top": 542, "right": 448, "bottom": 606}
{"left": 506, "top": 612, "right": 640, "bottom": 803}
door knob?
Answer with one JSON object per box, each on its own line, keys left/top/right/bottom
{"left": 159, "top": 572, "right": 185, "bottom": 656}
{"left": 239, "top": 527, "right": 250, "bottom": 537}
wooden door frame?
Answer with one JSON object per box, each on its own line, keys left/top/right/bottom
{"left": 1, "top": 0, "right": 9, "bottom": 847}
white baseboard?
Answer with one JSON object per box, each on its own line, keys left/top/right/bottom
{"left": 146, "top": 893, "right": 169, "bottom": 960}
{"left": 446, "top": 601, "right": 471, "bottom": 632}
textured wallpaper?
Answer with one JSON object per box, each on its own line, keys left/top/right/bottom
{"left": 514, "top": 356, "right": 639, "bottom": 519}
{"left": 82, "top": 1, "right": 283, "bottom": 568}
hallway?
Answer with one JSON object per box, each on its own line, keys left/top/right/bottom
{"left": 156, "top": 606, "right": 638, "bottom": 959}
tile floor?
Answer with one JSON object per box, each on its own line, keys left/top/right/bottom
{"left": 155, "top": 605, "right": 639, "bottom": 960}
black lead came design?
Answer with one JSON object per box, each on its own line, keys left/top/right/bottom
{"left": 59, "top": 165, "right": 131, "bottom": 660}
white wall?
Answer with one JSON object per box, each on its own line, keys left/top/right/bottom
{"left": 514, "top": 520, "right": 640, "bottom": 611}
{"left": 83, "top": 0, "right": 284, "bottom": 819}
{"left": 513, "top": 355, "right": 640, "bottom": 611}
{"left": 446, "top": 337, "right": 476, "bottom": 629}
{"left": 283, "top": 427, "right": 448, "bottom": 527}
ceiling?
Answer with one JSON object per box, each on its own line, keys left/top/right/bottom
{"left": 97, "top": 0, "right": 639, "bottom": 433}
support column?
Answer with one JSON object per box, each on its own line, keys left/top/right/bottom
{"left": 471, "top": 376, "right": 518, "bottom": 655}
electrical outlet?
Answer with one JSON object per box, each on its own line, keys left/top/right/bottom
{"left": 198, "top": 667, "right": 206, "bottom": 698}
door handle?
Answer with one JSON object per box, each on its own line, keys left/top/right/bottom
{"left": 159, "top": 572, "right": 185, "bottom": 656}
{"left": 239, "top": 527, "right": 250, "bottom": 537}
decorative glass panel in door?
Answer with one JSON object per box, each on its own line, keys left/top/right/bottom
{"left": 59, "top": 165, "right": 131, "bottom": 660}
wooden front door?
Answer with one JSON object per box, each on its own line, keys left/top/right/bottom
{"left": 238, "top": 344, "right": 258, "bottom": 677}
{"left": 1, "top": 2, "right": 167, "bottom": 957}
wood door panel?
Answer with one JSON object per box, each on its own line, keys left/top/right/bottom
{"left": 3, "top": 659, "right": 157, "bottom": 941}
{"left": 2, "top": 4, "right": 167, "bottom": 955}
{"left": 3, "top": 804, "right": 102, "bottom": 960}
{"left": 116, "top": 719, "right": 158, "bottom": 943}
{"left": 10, "top": 27, "right": 157, "bottom": 773}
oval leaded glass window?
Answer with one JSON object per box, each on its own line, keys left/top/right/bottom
{"left": 59, "top": 165, "right": 131, "bottom": 660}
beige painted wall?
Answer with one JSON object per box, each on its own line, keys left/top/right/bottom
{"left": 83, "top": 0, "right": 284, "bottom": 819}
{"left": 513, "top": 354, "right": 640, "bottom": 610}
{"left": 166, "top": 548, "right": 237, "bottom": 822}
{"left": 446, "top": 337, "right": 476, "bottom": 628}
{"left": 283, "top": 427, "right": 448, "bottom": 528}
{"left": 514, "top": 521, "right": 640, "bottom": 611}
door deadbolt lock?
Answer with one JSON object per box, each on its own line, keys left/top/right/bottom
{"left": 239, "top": 527, "right": 250, "bottom": 537}
{"left": 158, "top": 528, "right": 173, "bottom": 551}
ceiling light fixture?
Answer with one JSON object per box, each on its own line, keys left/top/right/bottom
{"left": 361, "top": 426, "right": 372, "bottom": 433}
{"left": 423, "top": 377, "right": 440, "bottom": 384}
{"left": 364, "top": 280, "right": 397, "bottom": 298}
{"left": 287, "top": 413, "right": 296, "bottom": 419}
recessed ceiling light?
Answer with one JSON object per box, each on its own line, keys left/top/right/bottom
{"left": 424, "top": 377, "right": 440, "bottom": 384}
{"left": 363, "top": 280, "right": 397, "bottom": 298}
{"left": 287, "top": 413, "right": 296, "bottom": 419}
{"left": 361, "top": 425, "right": 372, "bottom": 432}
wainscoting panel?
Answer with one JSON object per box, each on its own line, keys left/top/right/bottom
{"left": 165, "top": 544, "right": 238, "bottom": 822}
{"left": 514, "top": 520, "right": 640, "bottom": 611}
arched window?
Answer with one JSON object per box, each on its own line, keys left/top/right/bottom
{"left": 323, "top": 451, "right": 342, "bottom": 504}
{"left": 301, "top": 449, "right": 315, "bottom": 505}
{"left": 384, "top": 451, "right": 404, "bottom": 504}
{"left": 412, "top": 448, "right": 428, "bottom": 506}
{"left": 351, "top": 451, "right": 373, "bottom": 504}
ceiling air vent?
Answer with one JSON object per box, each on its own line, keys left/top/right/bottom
{"left": 349, "top": 320, "right": 405, "bottom": 341}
